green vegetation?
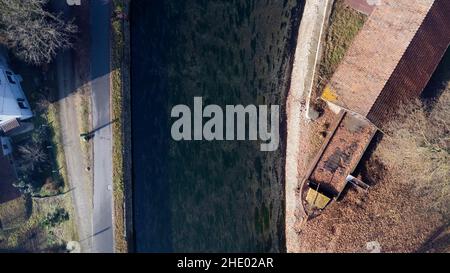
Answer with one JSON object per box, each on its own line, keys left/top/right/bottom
{"left": 111, "top": 0, "right": 130, "bottom": 253}
{"left": 14, "top": 127, "right": 63, "bottom": 196}
{"left": 42, "top": 208, "right": 70, "bottom": 229}
{"left": 0, "top": 57, "right": 76, "bottom": 252}
{"left": 0, "top": 0, "right": 77, "bottom": 253}
{"left": 0, "top": 196, "right": 76, "bottom": 252}
{"left": 316, "top": 0, "right": 367, "bottom": 96}
{"left": 307, "top": 1, "right": 367, "bottom": 162}
{"left": 10, "top": 61, "right": 68, "bottom": 198}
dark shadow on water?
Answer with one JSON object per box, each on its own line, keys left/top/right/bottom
{"left": 130, "top": 0, "right": 172, "bottom": 253}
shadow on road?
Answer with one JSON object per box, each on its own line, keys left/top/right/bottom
{"left": 86, "top": 119, "right": 118, "bottom": 135}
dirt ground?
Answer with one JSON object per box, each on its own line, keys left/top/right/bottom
{"left": 286, "top": 0, "right": 450, "bottom": 253}
{"left": 291, "top": 64, "right": 450, "bottom": 253}
{"left": 290, "top": 101, "right": 449, "bottom": 253}
{"left": 54, "top": 3, "right": 93, "bottom": 252}
{"left": 296, "top": 156, "right": 446, "bottom": 252}
{"left": 284, "top": 0, "right": 333, "bottom": 252}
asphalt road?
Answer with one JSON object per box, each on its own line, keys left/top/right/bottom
{"left": 90, "top": 0, "right": 114, "bottom": 253}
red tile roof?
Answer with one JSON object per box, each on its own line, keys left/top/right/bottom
{"left": 322, "top": 0, "right": 450, "bottom": 127}
{"left": 367, "top": 0, "right": 450, "bottom": 127}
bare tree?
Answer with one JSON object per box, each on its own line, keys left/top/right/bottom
{"left": 0, "top": 0, "right": 77, "bottom": 65}
{"left": 375, "top": 89, "right": 450, "bottom": 215}
{"left": 17, "top": 142, "right": 48, "bottom": 172}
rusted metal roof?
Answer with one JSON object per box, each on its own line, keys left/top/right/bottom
{"left": 367, "top": 0, "right": 450, "bottom": 127}
{"left": 301, "top": 111, "right": 377, "bottom": 198}
{"left": 322, "top": 0, "right": 435, "bottom": 118}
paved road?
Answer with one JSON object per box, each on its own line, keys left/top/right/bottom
{"left": 90, "top": 0, "right": 114, "bottom": 253}
{"left": 57, "top": 53, "right": 94, "bottom": 252}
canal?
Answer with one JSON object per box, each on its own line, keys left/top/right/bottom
{"left": 131, "top": 0, "right": 304, "bottom": 252}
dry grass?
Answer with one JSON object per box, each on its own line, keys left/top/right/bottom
{"left": 0, "top": 194, "right": 77, "bottom": 252}
{"left": 375, "top": 90, "right": 450, "bottom": 216}
{"left": 0, "top": 100, "right": 77, "bottom": 252}
{"left": 0, "top": 57, "right": 77, "bottom": 252}
{"left": 297, "top": 171, "right": 444, "bottom": 252}
{"left": 111, "top": 0, "right": 130, "bottom": 253}
{"left": 0, "top": 196, "right": 29, "bottom": 231}
{"left": 306, "top": 0, "right": 367, "bottom": 163}
{"left": 315, "top": 0, "right": 366, "bottom": 98}
{"left": 295, "top": 0, "right": 449, "bottom": 254}
{"left": 297, "top": 89, "right": 450, "bottom": 253}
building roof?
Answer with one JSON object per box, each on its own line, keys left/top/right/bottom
{"left": 302, "top": 111, "right": 377, "bottom": 198}
{"left": 0, "top": 118, "right": 21, "bottom": 133}
{"left": 322, "top": 0, "right": 450, "bottom": 127}
{"left": 0, "top": 67, "right": 33, "bottom": 122}
{"left": 367, "top": 0, "right": 450, "bottom": 126}
{"left": 344, "top": 0, "right": 378, "bottom": 15}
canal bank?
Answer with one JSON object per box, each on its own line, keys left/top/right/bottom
{"left": 111, "top": 0, "right": 133, "bottom": 253}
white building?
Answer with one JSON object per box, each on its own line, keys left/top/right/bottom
{"left": 0, "top": 52, "right": 33, "bottom": 134}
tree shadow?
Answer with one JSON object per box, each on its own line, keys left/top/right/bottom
{"left": 130, "top": 0, "right": 172, "bottom": 253}
{"left": 417, "top": 221, "right": 450, "bottom": 253}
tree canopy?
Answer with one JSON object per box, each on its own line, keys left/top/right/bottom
{"left": 0, "top": 0, "right": 77, "bottom": 65}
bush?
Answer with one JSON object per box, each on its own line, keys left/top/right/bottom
{"left": 42, "top": 208, "right": 69, "bottom": 228}
{"left": 375, "top": 90, "right": 450, "bottom": 215}
{"left": 14, "top": 127, "right": 55, "bottom": 195}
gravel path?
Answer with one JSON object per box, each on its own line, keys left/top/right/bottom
{"left": 284, "top": 0, "right": 333, "bottom": 253}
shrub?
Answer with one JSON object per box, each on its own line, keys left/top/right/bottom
{"left": 375, "top": 90, "right": 450, "bottom": 215}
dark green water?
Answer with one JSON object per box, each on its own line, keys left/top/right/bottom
{"left": 131, "top": 0, "right": 304, "bottom": 252}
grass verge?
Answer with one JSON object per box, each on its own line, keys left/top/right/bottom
{"left": 315, "top": 0, "right": 366, "bottom": 98}
{"left": 111, "top": 0, "right": 131, "bottom": 253}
